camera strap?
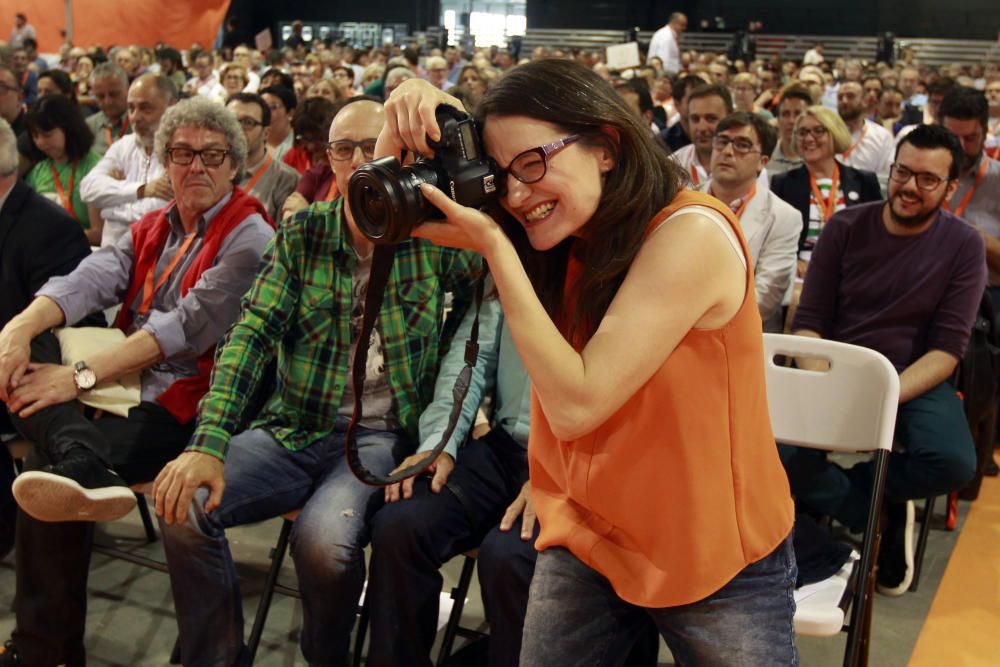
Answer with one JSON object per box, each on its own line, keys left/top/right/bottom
{"left": 345, "top": 244, "right": 484, "bottom": 486}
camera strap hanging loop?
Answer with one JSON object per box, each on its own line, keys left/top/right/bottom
{"left": 345, "top": 245, "right": 484, "bottom": 486}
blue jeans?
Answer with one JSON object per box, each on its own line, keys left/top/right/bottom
{"left": 160, "top": 420, "right": 408, "bottom": 667}
{"left": 780, "top": 381, "right": 975, "bottom": 532}
{"left": 520, "top": 535, "right": 798, "bottom": 667}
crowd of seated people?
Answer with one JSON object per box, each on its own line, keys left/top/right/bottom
{"left": 0, "top": 17, "right": 998, "bottom": 666}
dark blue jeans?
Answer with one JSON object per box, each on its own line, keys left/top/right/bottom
{"left": 367, "top": 428, "right": 532, "bottom": 667}
{"left": 780, "top": 381, "right": 976, "bottom": 532}
{"left": 520, "top": 535, "right": 799, "bottom": 667}
{"left": 160, "top": 420, "right": 408, "bottom": 667}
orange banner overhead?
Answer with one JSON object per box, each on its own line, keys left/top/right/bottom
{"left": 0, "top": 0, "right": 231, "bottom": 52}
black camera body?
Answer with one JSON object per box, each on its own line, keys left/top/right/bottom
{"left": 347, "top": 105, "right": 500, "bottom": 245}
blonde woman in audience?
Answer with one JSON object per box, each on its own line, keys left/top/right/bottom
{"left": 771, "top": 105, "right": 881, "bottom": 274}
{"left": 360, "top": 63, "right": 386, "bottom": 91}
{"left": 770, "top": 105, "right": 881, "bottom": 330}
{"left": 731, "top": 72, "right": 773, "bottom": 120}
{"left": 306, "top": 78, "right": 343, "bottom": 105}
{"left": 220, "top": 64, "right": 249, "bottom": 100}
{"left": 455, "top": 64, "right": 490, "bottom": 108}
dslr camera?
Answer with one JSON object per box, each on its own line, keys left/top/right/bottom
{"left": 347, "top": 105, "right": 500, "bottom": 245}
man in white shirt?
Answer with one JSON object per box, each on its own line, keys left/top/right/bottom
{"left": 80, "top": 74, "right": 177, "bottom": 247}
{"left": 699, "top": 112, "right": 800, "bottom": 331}
{"left": 837, "top": 81, "right": 894, "bottom": 187}
{"left": 184, "top": 53, "right": 225, "bottom": 100}
{"left": 802, "top": 43, "right": 824, "bottom": 66}
{"left": 647, "top": 12, "right": 687, "bottom": 75}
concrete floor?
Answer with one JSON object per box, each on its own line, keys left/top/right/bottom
{"left": 0, "top": 497, "right": 966, "bottom": 667}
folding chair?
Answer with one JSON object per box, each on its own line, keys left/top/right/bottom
{"left": 762, "top": 334, "right": 899, "bottom": 667}
{"left": 246, "top": 510, "right": 302, "bottom": 664}
{"left": 245, "top": 510, "right": 370, "bottom": 667}
{"left": 435, "top": 550, "right": 487, "bottom": 666}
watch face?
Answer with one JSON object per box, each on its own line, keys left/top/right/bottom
{"left": 76, "top": 368, "right": 97, "bottom": 390}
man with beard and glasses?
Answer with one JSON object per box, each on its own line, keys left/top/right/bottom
{"left": 787, "top": 124, "right": 985, "bottom": 598}
{"left": 938, "top": 87, "right": 1000, "bottom": 317}
{"left": 837, "top": 80, "right": 894, "bottom": 187}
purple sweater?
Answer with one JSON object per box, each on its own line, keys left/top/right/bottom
{"left": 793, "top": 202, "right": 986, "bottom": 370}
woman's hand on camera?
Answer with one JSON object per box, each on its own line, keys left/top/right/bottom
{"left": 412, "top": 183, "right": 508, "bottom": 257}
{"left": 377, "top": 79, "right": 467, "bottom": 160}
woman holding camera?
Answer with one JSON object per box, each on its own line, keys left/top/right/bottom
{"left": 378, "top": 59, "right": 797, "bottom": 665}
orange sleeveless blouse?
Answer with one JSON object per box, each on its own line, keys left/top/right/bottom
{"left": 528, "top": 188, "right": 794, "bottom": 607}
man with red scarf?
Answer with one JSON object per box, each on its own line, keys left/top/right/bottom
{"left": 0, "top": 96, "right": 273, "bottom": 667}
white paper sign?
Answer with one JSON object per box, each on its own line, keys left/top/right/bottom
{"left": 255, "top": 29, "right": 273, "bottom": 52}
{"left": 606, "top": 42, "right": 641, "bottom": 71}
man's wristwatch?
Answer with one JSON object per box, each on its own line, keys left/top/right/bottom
{"left": 73, "top": 361, "right": 97, "bottom": 392}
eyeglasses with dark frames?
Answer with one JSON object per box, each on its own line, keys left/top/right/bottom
{"left": 497, "top": 135, "right": 583, "bottom": 188}
{"left": 889, "top": 163, "right": 950, "bottom": 191}
{"left": 712, "top": 135, "right": 761, "bottom": 156}
{"left": 796, "top": 126, "right": 829, "bottom": 141}
{"left": 236, "top": 117, "right": 265, "bottom": 130}
{"left": 327, "top": 139, "right": 378, "bottom": 161}
{"left": 166, "top": 146, "right": 230, "bottom": 167}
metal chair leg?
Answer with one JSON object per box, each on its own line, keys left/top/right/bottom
{"left": 353, "top": 593, "right": 371, "bottom": 667}
{"left": 436, "top": 554, "right": 477, "bottom": 666}
{"left": 909, "top": 496, "right": 936, "bottom": 592}
{"left": 169, "top": 635, "right": 182, "bottom": 664}
{"left": 246, "top": 518, "right": 294, "bottom": 664}
{"left": 135, "top": 492, "right": 158, "bottom": 543}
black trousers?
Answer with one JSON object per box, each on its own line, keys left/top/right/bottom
{"left": 9, "top": 331, "right": 193, "bottom": 665}
{"left": 367, "top": 428, "right": 530, "bottom": 667}
{"left": 366, "top": 429, "right": 659, "bottom": 667}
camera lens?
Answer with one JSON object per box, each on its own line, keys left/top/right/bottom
{"left": 348, "top": 157, "right": 443, "bottom": 245}
{"left": 359, "top": 184, "right": 386, "bottom": 229}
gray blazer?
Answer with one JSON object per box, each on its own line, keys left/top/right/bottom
{"left": 698, "top": 179, "right": 800, "bottom": 331}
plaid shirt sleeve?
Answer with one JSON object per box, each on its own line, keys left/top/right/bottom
{"left": 187, "top": 222, "right": 302, "bottom": 460}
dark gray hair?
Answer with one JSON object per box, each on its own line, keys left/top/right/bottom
{"left": 154, "top": 96, "right": 247, "bottom": 172}
{"left": 90, "top": 62, "right": 129, "bottom": 88}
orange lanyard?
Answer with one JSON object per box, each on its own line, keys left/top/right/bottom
{"left": 733, "top": 182, "right": 757, "bottom": 219}
{"left": 808, "top": 165, "right": 841, "bottom": 223}
{"left": 243, "top": 153, "right": 273, "bottom": 192}
{"left": 841, "top": 123, "right": 868, "bottom": 159}
{"left": 104, "top": 115, "right": 129, "bottom": 148}
{"left": 945, "top": 159, "right": 988, "bottom": 219}
{"left": 138, "top": 233, "right": 197, "bottom": 315}
{"left": 49, "top": 160, "right": 79, "bottom": 220}
{"left": 690, "top": 163, "right": 700, "bottom": 185}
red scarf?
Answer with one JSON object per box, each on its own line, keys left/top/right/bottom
{"left": 115, "top": 187, "right": 274, "bottom": 423}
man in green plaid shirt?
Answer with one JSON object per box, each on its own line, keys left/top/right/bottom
{"left": 152, "top": 98, "right": 482, "bottom": 667}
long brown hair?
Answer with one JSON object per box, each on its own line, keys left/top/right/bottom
{"left": 477, "top": 59, "right": 685, "bottom": 342}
